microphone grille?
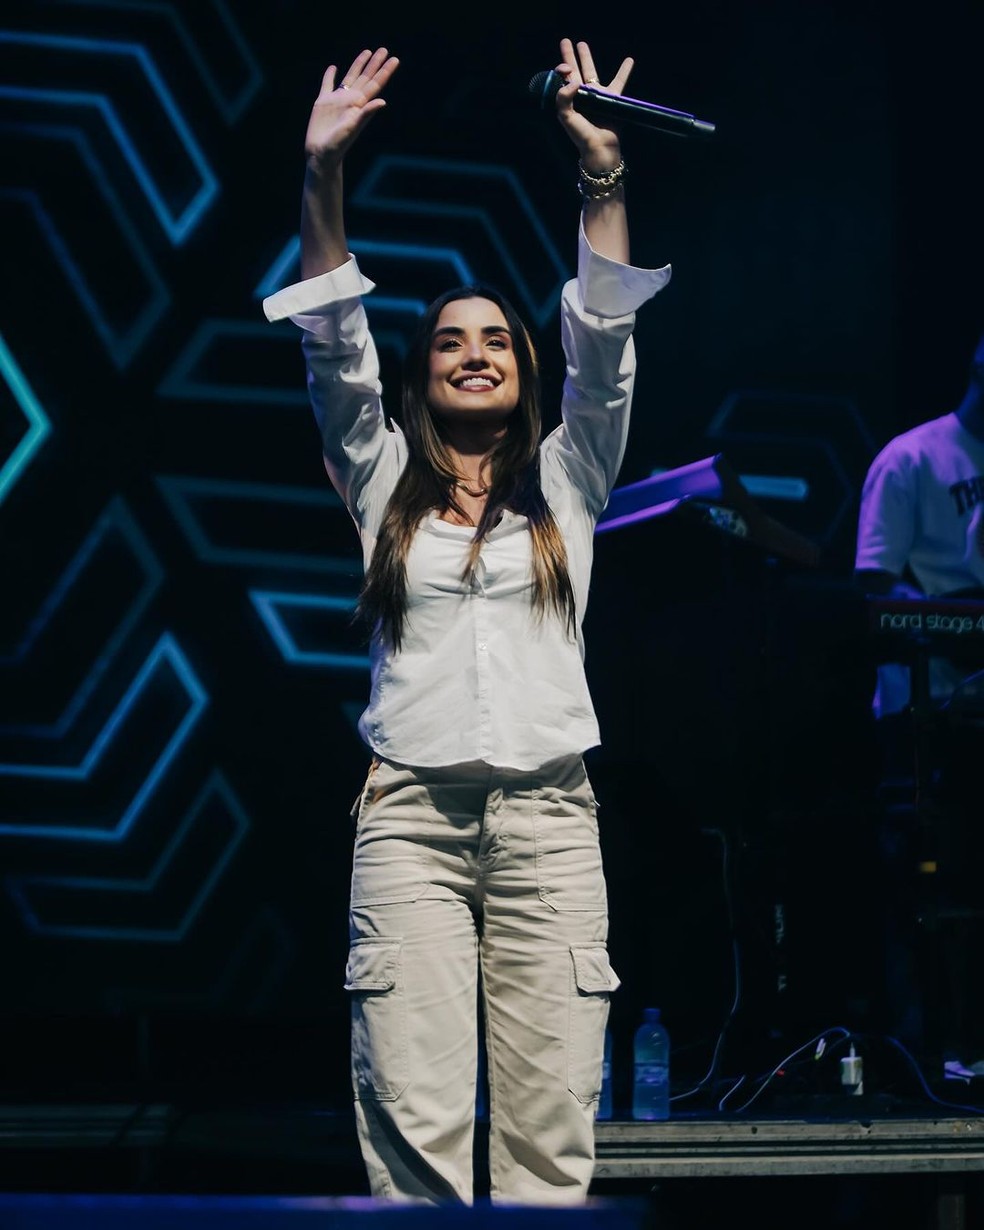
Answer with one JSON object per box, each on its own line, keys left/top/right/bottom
{"left": 528, "top": 69, "right": 559, "bottom": 107}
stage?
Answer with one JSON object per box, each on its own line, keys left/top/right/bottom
{"left": 2, "top": 1100, "right": 983, "bottom": 1229}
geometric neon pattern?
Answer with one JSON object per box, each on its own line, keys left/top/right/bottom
{"left": 706, "top": 388, "right": 878, "bottom": 548}
{"left": 0, "top": 329, "right": 51, "bottom": 506}
{"left": 155, "top": 475, "right": 360, "bottom": 574}
{"left": 254, "top": 235, "right": 472, "bottom": 304}
{"left": 49, "top": 0, "right": 264, "bottom": 126}
{"left": 0, "top": 34, "right": 218, "bottom": 244}
{"left": 0, "top": 127, "right": 171, "bottom": 368}
{"left": 351, "top": 155, "right": 570, "bottom": 328}
{"left": 0, "top": 632, "right": 206, "bottom": 839}
{"left": 5, "top": 769, "right": 250, "bottom": 942}
{"left": 248, "top": 590, "right": 370, "bottom": 671}
{"left": 0, "top": 497, "right": 164, "bottom": 738}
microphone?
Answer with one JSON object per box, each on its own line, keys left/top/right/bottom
{"left": 528, "top": 69, "right": 715, "bottom": 139}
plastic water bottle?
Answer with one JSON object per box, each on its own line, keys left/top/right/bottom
{"left": 632, "top": 1007, "right": 670, "bottom": 1120}
{"left": 597, "top": 1027, "right": 613, "bottom": 1120}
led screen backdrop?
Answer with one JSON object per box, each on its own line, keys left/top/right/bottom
{"left": 1, "top": 0, "right": 981, "bottom": 1098}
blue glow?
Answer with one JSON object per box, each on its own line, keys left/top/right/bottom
{"left": 707, "top": 389, "right": 871, "bottom": 544}
{"left": 648, "top": 466, "right": 810, "bottom": 502}
{"left": 168, "top": 301, "right": 425, "bottom": 404}
{"left": 367, "top": 328, "right": 414, "bottom": 361}
{"left": 0, "top": 1197, "right": 400, "bottom": 1216}
{"left": 368, "top": 296, "right": 429, "bottom": 317}
{"left": 155, "top": 475, "right": 358, "bottom": 573}
{"left": 0, "top": 33, "right": 218, "bottom": 243}
{"left": 254, "top": 235, "right": 302, "bottom": 299}
{"left": 0, "top": 122, "right": 170, "bottom": 365}
{"left": 0, "top": 634, "right": 207, "bottom": 844}
{"left": 156, "top": 318, "right": 311, "bottom": 403}
{"left": 737, "top": 474, "right": 810, "bottom": 501}
{"left": 0, "top": 331, "right": 51, "bottom": 505}
{"left": 5, "top": 770, "right": 250, "bottom": 942}
{"left": 249, "top": 590, "right": 370, "bottom": 671}
{"left": 352, "top": 238, "right": 474, "bottom": 286}
{"left": 0, "top": 498, "right": 164, "bottom": 738}
{"left": 253, "top": 233, "right": 460, "bottom": 308}
{"left": 53, "top": 0, "right": 263, "bottom": 124}
{"left": 353, "top": 156, "right": 569, "bottom": 327}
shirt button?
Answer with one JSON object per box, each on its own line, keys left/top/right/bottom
{"left": 478, "top": 642, "right": 487, "bottom": 651}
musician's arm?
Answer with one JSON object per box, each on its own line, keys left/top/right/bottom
{"left": 854, "top": 567, "right": 923, "bottom": 599}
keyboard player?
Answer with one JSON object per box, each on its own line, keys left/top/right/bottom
{"left": 854, "top": 326, "right": 984, "bottom": 1079}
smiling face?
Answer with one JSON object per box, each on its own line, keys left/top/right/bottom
{"left": 425, "top": 296, "right": 520, "bottom": 428}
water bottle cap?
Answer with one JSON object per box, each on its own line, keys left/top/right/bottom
{"left": 644, "top": 1007, "right": 661, "bottom": 1023}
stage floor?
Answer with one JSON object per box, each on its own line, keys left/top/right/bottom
{"left": 594, "top": 1112, "right": 984, "bottom": 1177}
{"left": 4, "top": 1101, "right": 984, "bottom": 1172}
{"left": 3, "top": 1101, "right": 984, "bottom": 1229}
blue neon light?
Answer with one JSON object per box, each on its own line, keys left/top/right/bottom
{"left": 0, "top": 633, "right": 207, "bottom": 841}
{"left": 0, "top": 498, "right": 164, "bottom": 738}
{"left": 155, "top": 475, "right": 358, "bottom": 573}
{"left": 707, "top": 389, "right": 874, "bottom": 544}
{"left": 5, "top": 770, "right": 249, "bottom": 942}
{"left": 249, "top": 590, "right": 370, "bottom": 670}
{"left": 0, "top": 32, "right": 219, "bottom": 242}
{"left": 156, "top": 318, "right": 310, "bottom": 404}
{"left": 648, "top": 466, "right": 811, "bottom": 502}
{"left": 0, "top": 121, "right": 169, "bottom": 365}
{"left": 352, "top": 155, "right": 569, "bottom": 327}
{"left": 0, "top": 331, "right": 51, "bottom": 505}
{"left": 53, "top": 0, "right": 263, "bottom": 124}
{"left": 253, "top": 233, "right": 462, "bottom": 307}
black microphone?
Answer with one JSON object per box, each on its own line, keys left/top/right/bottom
{"left": 528, "top": 69, "right": 715, "bottom": 139}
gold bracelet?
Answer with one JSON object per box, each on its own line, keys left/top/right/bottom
{"left": 577, "top": 158, "right": 626, "bottom": 200}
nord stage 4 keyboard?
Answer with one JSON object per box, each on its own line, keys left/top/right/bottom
{"left": 867, "top": 595, "right": 984, "bottom": 665}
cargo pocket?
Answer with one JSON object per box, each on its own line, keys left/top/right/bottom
{"left": 345, "top": 938, "right": 407, "bottom": 1101}
{"left": 568, "top": 944, "right": 620, "bottom": 1104}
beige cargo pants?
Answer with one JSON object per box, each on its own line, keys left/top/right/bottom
{"left": 345, "top": 753, "right": 619, "bottom": 1204}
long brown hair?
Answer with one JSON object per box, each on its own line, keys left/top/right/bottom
{"left": 358, "top": 285, "right": 576, "bottom": 650}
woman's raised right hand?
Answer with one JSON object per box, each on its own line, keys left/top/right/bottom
{"left": 304, "top": 47, "right": 400, "bottom": 170}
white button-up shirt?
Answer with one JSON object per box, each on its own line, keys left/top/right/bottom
{"left": 264, "top": 224, "right": 670, "bottom": 769}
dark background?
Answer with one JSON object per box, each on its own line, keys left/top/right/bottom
{"left": 1, "top": 0, "right": 982, "bottom": 1114}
